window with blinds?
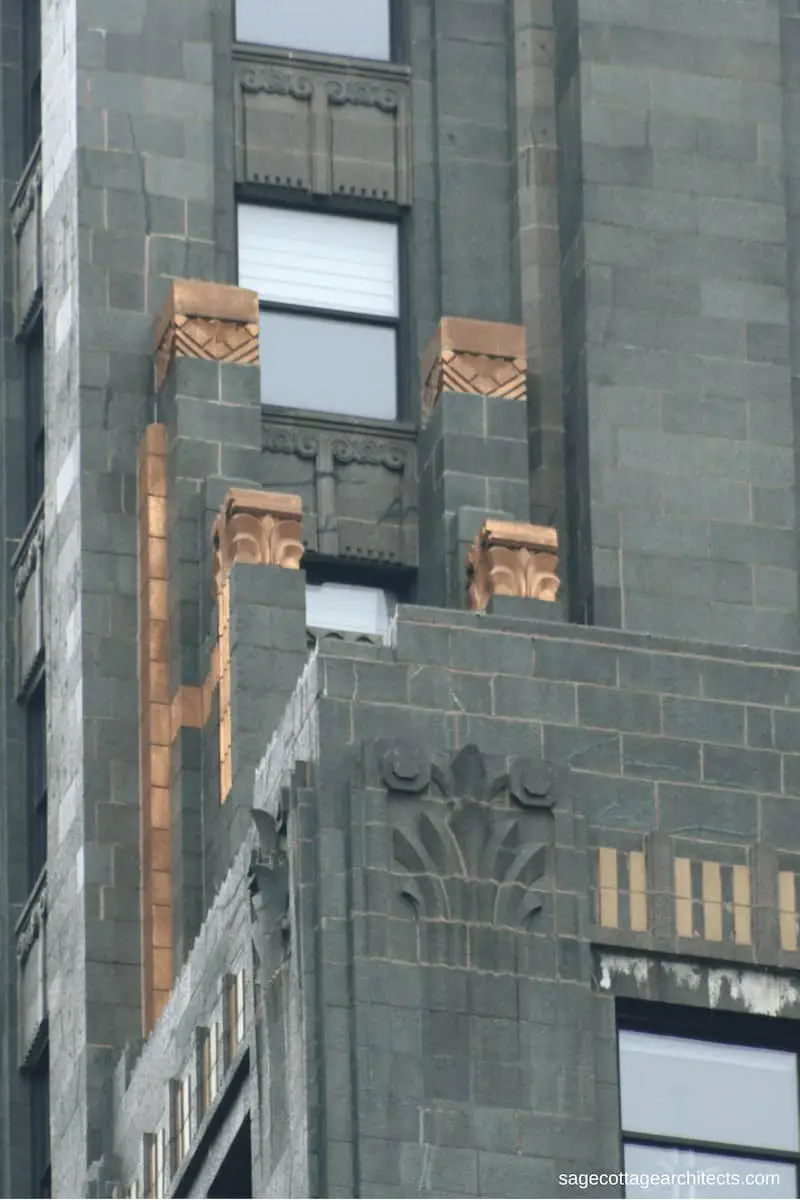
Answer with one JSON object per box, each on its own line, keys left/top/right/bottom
{"left": 237, "top": 205, "right": 400, "bottom": 420}
{"left": 235, "top": 0, "right": 391, "bottom": 61}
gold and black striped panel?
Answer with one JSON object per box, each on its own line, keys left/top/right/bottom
{"left": 596, "top": 847, "right": 648, "bottom": 933}
{"left": 673, "top": 857, "right": 751, "bottom": 946}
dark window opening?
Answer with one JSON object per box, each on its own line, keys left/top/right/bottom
{"left": 207, "top": 1117, "right": 252, "bottom": 1199}
{"left": 30, "top": 1049, "right": 51, "bottom": 1199}
{"left": 25, "top": 318, "right": 44, "bottom": 517}
{"left": 26, "top": 677, "right": 47, "bottom": 887}
{"left": 22, "top": 0, "right": 42, "bottom": 159}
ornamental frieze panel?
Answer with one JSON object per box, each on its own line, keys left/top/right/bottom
{"left": 370, "top": 742, "right": 560, "bottom": 949}
{"left": 262, "top": 418, "right": 417, "bottom": 566}
{"left": 234, "top": 48, "right": 411, "bottom": 204}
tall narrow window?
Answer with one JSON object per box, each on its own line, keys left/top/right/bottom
{"left": 238, "top": 205, "right": 399, "bottom": 421}
{"left": 234, "top": 0, "right": 391, "bottom": 61}
{"left": 25, "top": 318, "right": 44, "bottom": 518}
{"left": 22, "top": 0, "right": 42, "bottom": 158}
{"left": 223, "top": 971, "right": 246, "bottom": 1068}
{"left": 30, "top": 1050, "right": 51, "bottom": 1199}
{"left": 26, "top": 678, "right": 47, "bottom": 887}
{"left": 619, "top": 1026, "right": 799, "bottom": 1198}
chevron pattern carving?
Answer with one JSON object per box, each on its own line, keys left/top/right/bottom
{"left": 421, "top": 317, "right": 527, "bottom": 420}
{"left": 429, "top": 349, "right": 526, "bottom": 410}
{"left": 154, "top": 279, "right": 260, "bottom": 389}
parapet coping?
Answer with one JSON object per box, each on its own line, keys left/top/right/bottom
{"left": 390, "top": 604, "right": 800, "bottom": 671}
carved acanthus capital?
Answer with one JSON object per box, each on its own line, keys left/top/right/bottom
{"left": 466, "top": 520, "right": 560, "bottom": 611}
{"left": 211, "top": 488, "right": 304, "bottom": 595}
{"left": 421, "top": 317, "right": 526, "bottom": 422}
{"left": 154, "top": 279, "right": 260, "bottom": 390}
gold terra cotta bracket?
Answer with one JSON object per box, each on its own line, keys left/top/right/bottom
{"left": 421, "top": 316, "right": 527, "bottom": 423}
{"left": 153, "top": 278, "right": 260, "bottom": 391}
{"left": 466, "top": 519, "right": 560, "bottom": 612}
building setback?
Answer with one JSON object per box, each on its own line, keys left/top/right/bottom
{"left": 2, "top": 0, "right": 800, "bottom": 1196}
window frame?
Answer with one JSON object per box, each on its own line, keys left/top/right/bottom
{"left": 24, "top": 315, "right": 45, "bottom": 520}
{"left": 29, "top": 1046, "right": 51, "bottom": 1199}
{"left": 617, "top": 1001, "right": 800, "bottom": 1186}
{"left": 26, "top": 675, "right": 47, "bottom": 889}
{"left": 232, "top": 0, "right": 402, "bottom": 65}
{"left": 22, "top": 0, "right": 42, "bottom": 161}
{"left": 235, "top": 194, "right": 409, "bottom": 422}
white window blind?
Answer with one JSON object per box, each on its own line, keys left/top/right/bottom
{"left": 306, "top": 583, "right": 392, "bottom": 636}
{"left": 619, "top": 1030, "right": 800, "bottom": 1153}
{"left": 235, "top": 0, "right": 391, "bottom": 62}
{"left": 238, "top": 206, "right": 399, "bottom": 319}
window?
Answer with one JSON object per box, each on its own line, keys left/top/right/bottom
{"left": 224, "top": 971, "right": 246, "bottom": 1068}
{"left": 25, "top": 318, "right": 44, "bottom": 518}
{"left": 27, "top": 679, "right": 47, "bottom": 887}
{"left": 306, "top": 582, "right": 394, "bottom": 637}
{"left": 30, "top": 1050, "right": 51, "bottom": 1198}
{"left": 238, "top": 205, "right": 399, "bottom": 421}
{"left": 22, "top": 0, "right": 42, "bottom": 158}
{"left": 619, "top": 1025, "right": 799, "bottom": 1198}
{"left": 169, "top": 1077, "right": 192, "bottom": 1170}
{"left": 234, "top": 0, "right": 391, "bottom": 61}
{"left": 142, "top": 1127, "right": 170, "bottom": 1200}
{"left": 197, "top": 1023, "right": 223, "bottom": 1119}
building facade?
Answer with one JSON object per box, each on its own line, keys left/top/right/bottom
{"left": 2, "top": 0, "right": 800, "bottom": 1196}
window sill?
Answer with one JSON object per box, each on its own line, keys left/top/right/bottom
{"left": 232, "top": 42, "right": 409, "bottom": 77}
{"left": 261, "top": 405, "right": 416, "bottom": 440}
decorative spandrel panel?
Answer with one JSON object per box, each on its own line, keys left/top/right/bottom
{"left": 370, "top": 741, "right": 563, "bottom": 971}
{"left": 234, "top": 50, "right": 412, "bottom": 205}
{"left": 10, "top": 144, "right": 42, "bottom": 337}
{"left": 262, "top": 416, "right": 417, "bottom": 567}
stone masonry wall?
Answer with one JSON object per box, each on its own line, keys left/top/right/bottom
{"left": 571, "top": 0, "right": 799, "bottom": 648}
{"left": 0, "top": 0, "right": 35, "bottom": 1192}
{"left": 279, "top": 603, "right": 800, "bottom": 1197}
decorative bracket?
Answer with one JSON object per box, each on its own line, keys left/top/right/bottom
{"left": 211, "top": 488, "right": 304, "bottom": 595}
{"left": 210, "top": 489, "right": 304, "bottom": 802}
{"left": 153, "top": 279, "right": 260, "bottom": 391}
{"left": 421, "top": 317, "right": 526, "bottom": 422}
{"left": 466, "top": 519, "right": 560, "bottom": 611}
{"left": 249, "top": 809, "right": 290, "bottom": 958}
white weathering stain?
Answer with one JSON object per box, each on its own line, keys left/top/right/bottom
{"left": 663, "top": 962, "right": 703, "bottom": 991}
{"left": 708, "top": 969, "right": 800, "bottom": 1018}
{"left": 599, "top": 954, "right": 800, "bottom": 1019}
{"left": 598, "top": 954, "right": 650, "bottom": 990}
